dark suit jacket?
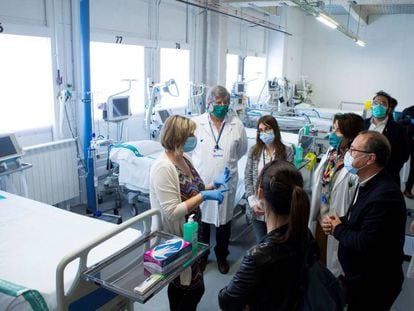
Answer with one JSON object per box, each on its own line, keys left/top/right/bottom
{"left": 364, "top": 118, "right": 409, "bottom": 185}
{"left": 333, "top": 169, "right": 406, "bottom": 305}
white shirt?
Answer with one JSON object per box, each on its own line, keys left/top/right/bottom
{"left": 369, "top": 117, "right": 388, "bottom": 134}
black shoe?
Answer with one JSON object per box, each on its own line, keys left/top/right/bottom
{"left": 217, "top": 259, "right": 229, "bottom": 274}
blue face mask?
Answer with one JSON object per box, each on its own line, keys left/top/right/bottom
{"left": 344, "top": 151, "right": 369, "bottom": 175}
{"left": 259, "top": 131, "right": 275, "bottom": 145}
{"left": 372, "top": 103, "right": 387, "bottom": 118}
{"left": 182, "top": 136, "right": 197, "bottom": 152}
{"left": 328, "top": 132, "right": 342, "bottom": 149}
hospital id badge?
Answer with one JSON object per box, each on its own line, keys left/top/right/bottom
{"left": 213, "top": 148, "right": 224, "bottom": 157}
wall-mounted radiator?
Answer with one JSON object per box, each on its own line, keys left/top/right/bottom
{"left": 11, "top": 138, "right": 80, "bottom": 205}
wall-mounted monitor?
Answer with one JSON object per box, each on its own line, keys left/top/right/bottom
{"left": 0, "top": 133, "right": 23, "bottom": 163}
{"left": 107, "top": 95, "right": 130, "bottom": 122}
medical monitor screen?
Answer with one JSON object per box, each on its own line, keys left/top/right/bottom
{"left": 237, "top": 83, "right": 245, "bottom": 93}
{"left": 158, "top": 110, "right": 170, "bottom": 123}
{"left": 108, "top": 96, "right": 130, "bottom": 121}
{"left": 0, "top": 135, "right": 21, "bottom": 162}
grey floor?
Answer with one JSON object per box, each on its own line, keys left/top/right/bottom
{"left": 70, "top": 186, "right": 414, "bottom": 311}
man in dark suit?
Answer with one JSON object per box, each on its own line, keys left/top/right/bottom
{"left": 397, "top": 104, "right": 414, "bottom": 198}
{"left": 322, "top": 131, "right": 406, "bottom": 310}
{"left": 364, "top": 91, "right": 409, "bottom": 186}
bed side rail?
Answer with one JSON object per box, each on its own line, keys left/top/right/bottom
{"left": 55, "top": 209, "right": 161, "bottom": 311}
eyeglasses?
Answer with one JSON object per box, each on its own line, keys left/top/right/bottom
{"left": 373, "top": 100, "right": 388, "bottom": 107}
{"left": 349, "top": 147, "right": 371, "bottom": 156}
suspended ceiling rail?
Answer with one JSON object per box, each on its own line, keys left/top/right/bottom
{"left": 289, "top": 0, "right": 363, "bottom": 43}
{"left": 176, "top": 0, "right": 292, "bottom": 35}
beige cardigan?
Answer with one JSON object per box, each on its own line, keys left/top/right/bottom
{"left": 149, "top": 151, "right": 194, "bottom": 285}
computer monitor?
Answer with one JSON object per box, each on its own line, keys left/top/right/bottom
{"left": 0, "top": 133, "right": 23, "bottom": 162}
{"left": 107, "top": 95, "right": 130, "bottom": 122}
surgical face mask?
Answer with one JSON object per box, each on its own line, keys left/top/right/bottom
{"left": 211, "top": 104, "right": 229, "bottom": 119}
{"left": 328, "top": 132, "right": 342, "bottom": 149}
{"left": 372, "top": 103, "right": 387, "bottom": 118}
{"left": 344, "top": 151, "right": 368, "bottom": 175}
{"left": 259, "top": 131, "right": 275, "bottom": 145}
{"left": 182, "top": 136, "right": 197, "bottom": 152}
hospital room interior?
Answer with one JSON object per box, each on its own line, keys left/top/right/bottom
{"left": 1, "top": 0, "right": 414, "bottom": 310}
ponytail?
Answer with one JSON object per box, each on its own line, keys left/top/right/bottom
{"left": 288, "top": 185, "right": 310, "bottom": 251}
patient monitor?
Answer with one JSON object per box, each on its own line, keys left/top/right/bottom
{"left": 105, "top": 95, "right": 131, "bottom": 122}
{"left": 0, "top": 133, "right": 23, "bottom": 163}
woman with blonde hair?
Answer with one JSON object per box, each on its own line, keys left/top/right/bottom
{"left": 150, "top": 115, "right": 229, "bottom": 311}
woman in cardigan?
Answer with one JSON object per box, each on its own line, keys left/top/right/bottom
{"left": 149, "top": 115, "right": 229, "bottom": 311}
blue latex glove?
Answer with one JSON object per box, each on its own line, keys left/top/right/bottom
{"left": 200, "top": 188, "right": 229, "bottom": 204}
{"left": 410, "top": 118, "right": 414, "bottom": 125}
{"left": 213, "top": 167, "right": 231, "bottom": 189}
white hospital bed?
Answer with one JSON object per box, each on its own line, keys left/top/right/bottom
{"left": 110, "top": 139, "right": 252, "bottom": 210}
{"left": 110, "top": 131, "right": 299, "bottom": 216}
{"left": 0, "top": 190, "right": 160, "bottom": 310}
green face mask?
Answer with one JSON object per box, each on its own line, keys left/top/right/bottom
{"left": 211, "top": 104, "right": 229, "bottom": 119}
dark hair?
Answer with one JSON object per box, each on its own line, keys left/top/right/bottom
{"left": 257, "top": 160, "right": 309, "bottom": 249}
{"left": 359, "top": 130, "right": 391, "bottom": 167}
{"left": 373, "top": 90, "right": 392, "bottom": 107}
{"left": 388, "top": 97, "right": 398, "bottom": 120}
{"left": 252, "top": 115, "right": 287, "bottom": 160}
{"left": 334, "top": 113, "right": 364, "bottom": 154}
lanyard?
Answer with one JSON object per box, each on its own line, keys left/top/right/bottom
{"left": 208, "top": 118, "right": 226, "bottom": 150}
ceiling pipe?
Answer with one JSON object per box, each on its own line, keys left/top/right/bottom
{"left": 176, "top": 0, "right": 292, "bottom": 35}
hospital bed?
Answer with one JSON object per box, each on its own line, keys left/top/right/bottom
{"left": 110, "top": 129, "right": 300, "bottom": 220}
{"left": 0, "top": 190, "right": 161, "bottom": 310}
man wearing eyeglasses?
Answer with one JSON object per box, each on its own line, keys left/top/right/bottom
{"left": 364, "top": 90, "right": 409, "bottom": 186}
{"left": 322, "top": 131, "right": 406, "bottom": 310}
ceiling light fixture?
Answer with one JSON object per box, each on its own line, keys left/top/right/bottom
{"left": 316, "top": 13, "right": 337, "bottom": 29}
{"left": 288, "top": 0, "right": 366, "bottom": 46}
{"left": 355, "top": 39, "right": 365, "bottom": 47}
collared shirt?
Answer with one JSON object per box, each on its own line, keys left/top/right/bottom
{"left": 352, "top": 172, "right": 379, "bottom": 206}
{"left": 369, "top": 117, "right": 388, "bottom": 134}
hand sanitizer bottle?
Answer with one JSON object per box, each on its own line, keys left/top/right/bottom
{"left": 183, "top": 214, "right": 198, "bottom": 254}
{"left": 294, "top": 144, "right": 303, "bottom": 168}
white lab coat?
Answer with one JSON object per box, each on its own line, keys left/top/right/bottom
{"left": 192, "top": 113, "right": 248, "bottom": 226}
{"left": 309, "top": 148, "right": 358, "bottom": 276}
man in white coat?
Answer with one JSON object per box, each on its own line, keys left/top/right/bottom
{"left": 192, "top": 85, "right": 248, "bottom": 274}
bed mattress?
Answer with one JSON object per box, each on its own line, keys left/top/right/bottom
{"left": 0, "top": 191, "right": 140, "bottom": 310}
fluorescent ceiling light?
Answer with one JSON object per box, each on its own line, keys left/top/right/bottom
{"left": 316, "top": 14, "right": 337, "bottom": 29}
{"left": 355, "top": 39, "right": 366, "bottom": 47}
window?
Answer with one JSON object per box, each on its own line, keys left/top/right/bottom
{"left": 244, "top": 56, "right": 266, "bottom": 103}
{"left": 159, "top": 48, "right": 190, "bottom": 109}
{"left": 0, "top": 34, "right": 54, "bottom": 132}
{"left": 226, "top": 53, "right": 239, "bottom": 92}
{"left": 90, "top": 42, "right": 145, "bottom": 119}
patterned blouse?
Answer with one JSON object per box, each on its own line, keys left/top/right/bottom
{"left": 319, "top": 148, "right": 344, "bottom": 217}
{"left": 172, "top": 157, "right": 205, "bottom": 290}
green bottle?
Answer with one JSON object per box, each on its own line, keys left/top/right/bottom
{"left": 183, "top": 214, "right": 198, "bottom": 254}
{"left": 294, "top": 144, "right": 303, "bottom": 168}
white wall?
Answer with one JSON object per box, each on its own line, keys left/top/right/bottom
{"left": 300, "top": 13, "right": 414, "bottom": 110}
